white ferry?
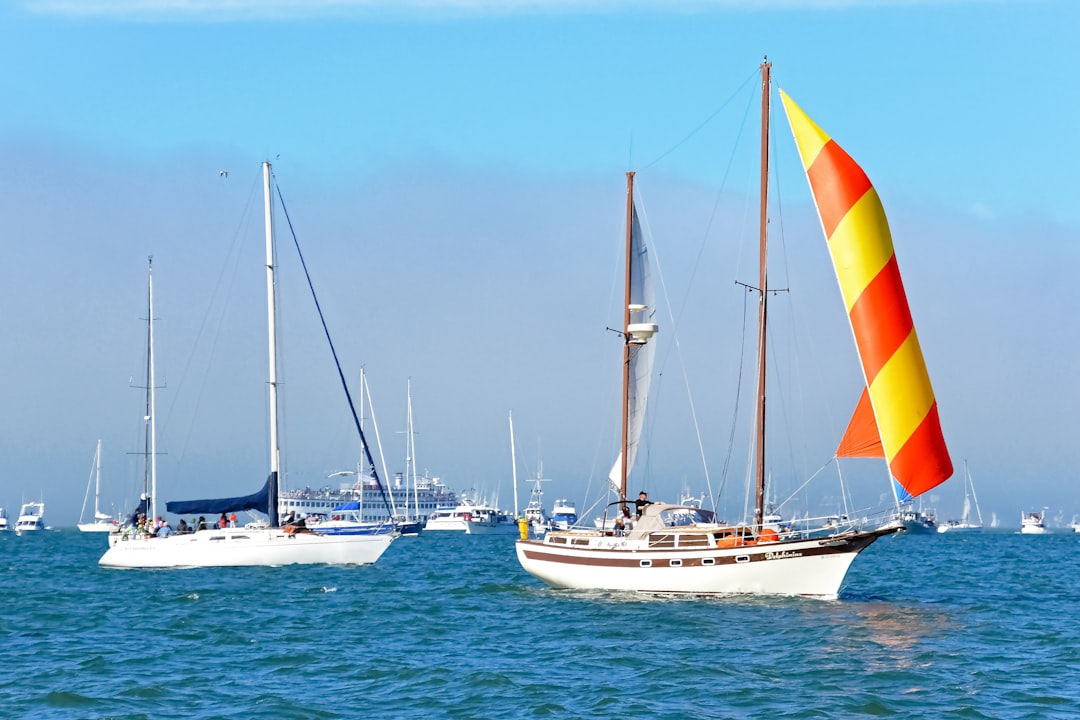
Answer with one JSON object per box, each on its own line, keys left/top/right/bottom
{"left": 279, "top": 472, "right": 457, "bottom": 529}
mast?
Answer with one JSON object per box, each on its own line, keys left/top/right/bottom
{"left": 753, "top": 59, "right": 772, "bottom": 530}
{"left": 619, "top": 171, "right": 635, "bottom": 507}
{"left": 144, "top": 256, "right": 159, "bottom": 522}
{"left": 94, "top": 439, "right": 102, "bottom": 518}
{"left": 263, "top": 161, "right": 282, "bottom": 524}
{"left": 509, "top": 411, "right": 519, "bottom": 516}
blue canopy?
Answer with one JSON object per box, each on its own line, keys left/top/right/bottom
{"left": 332, "top": 501, "right": 361, "bottom": 512}
{"left": 166, "top": 473, "right": 279, "bottom": 526}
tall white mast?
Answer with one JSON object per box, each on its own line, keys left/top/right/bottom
{"left": 263, "top": 162, "right": 282, "bottom": 512}
{"left": 94, "top": 439, "right": 102, "bottom": 519}
{"left": 510, "top": 411, "right": 519, "bottom": 517}
{"left": 148, "top": 257, "right": 158, "bottom": 521}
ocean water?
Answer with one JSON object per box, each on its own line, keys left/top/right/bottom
{"left": 2, "top": 529, "right": 1078, "bottom": 720}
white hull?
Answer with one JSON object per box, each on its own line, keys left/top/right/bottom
{"left": 1020, "top": 525, "right": 1047, "bottom": 535}
{"left": 937, "top": 523, "right": 982, "bottom": 533}
{"left": 516, "top": 528, "right": 894, "bottom": 598}
{"left": 99, "top": 527, "right": 394, "bottom": 568}
{"left": 79, "top": 521, "right": 118, "bottom": 533}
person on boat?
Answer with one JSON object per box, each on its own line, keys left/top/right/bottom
{"left": 176, "top": 518, "right": 189, "bottom": 534}
{"left": 634, "top": 491, "right": 653, "bottom": 519}
{"left": 229, "top": 512, "right": 237, "bottom": 528}
{"left": 196, "top": 516, "right": 208, "bottom": 532}
{"left": 157, "top": 521, "right": 173, "bottom": 537}
{"left": 218, "top": 513, "right": 228, "bottom": 529}
{"left": 282, "top": 510, "right": 296, "bottom": 527}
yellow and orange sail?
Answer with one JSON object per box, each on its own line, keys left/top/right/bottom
{"left": 780, "top": 90, "right": 952, "bottom": 498}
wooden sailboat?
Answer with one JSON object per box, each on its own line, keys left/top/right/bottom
{"left": 100, "top": 162, "right": 396, "bottom": 568}
{"left": 515, "top": 60, "right": 952, "bottom": 597}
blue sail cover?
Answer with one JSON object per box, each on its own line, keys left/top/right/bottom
{"left": 166, "top": 473, "right": 279, "bottom": 525}
{"left": 333, "top": 501, "right": 361, "bottom": 512}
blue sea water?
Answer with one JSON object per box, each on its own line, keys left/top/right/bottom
{"left": 2, "top": 529, "right": 1079, "bottom": 720}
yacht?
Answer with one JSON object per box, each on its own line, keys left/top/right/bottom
{"left": 426, "top": 497, "right": 517, "bottom": 535}
{"left": 14, "top": 502, "right": 47, "bottom": 534}
{"left": 1021, "top": 509, "right": 1047, "bottom": 534}
{"left": 0, "top": 507, "right": 9, "bottom": 532}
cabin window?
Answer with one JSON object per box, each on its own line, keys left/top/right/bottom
{"left": 639, "top": 559, "right": 652, "bottom": 568}
{"left": 670, "top": 559, "right": 683, "bottom": 567}
{"left": 702, "top": 557, "right": 716, "bottom": 566}
{"left": 209, "top": 536, "right": 226, "bottom": 542}
{"left": 735, "top": 555, "right": 750, "bottom": 564}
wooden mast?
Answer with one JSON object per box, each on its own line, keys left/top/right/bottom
{"left": 620, "top": 171, "right": 636, "bottom": 508}
{"left": 753, "top": 60, "right": 772, "bottom": 530}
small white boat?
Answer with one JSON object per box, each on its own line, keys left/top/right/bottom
{"left": 0, "top": 507, "right": 9, "bottom": 532}
{"left": 14, "top": 502, "right": 47, "bottom": 534}
{"left": 1070, "top": 518, "right": 1080, "bottom": 534}
{"left": 550, "top": 499, "right": 578, "bottom": 531}
{"left": 1020, "top": 509, "right": 1047, "bottom": 534}
{"left": 78, "top": 440, "right": 119, "bottom": 533}
{"left": 426, "top": 499, "right": 518, "bottom": 535}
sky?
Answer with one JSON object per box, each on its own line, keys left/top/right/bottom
{"left": 2, "top": 0, "right": 1078, "bottom": 530}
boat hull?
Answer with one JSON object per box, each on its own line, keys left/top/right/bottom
{"left": 516, "top": 528, "right": 896, "bottom": 598}
{"left": 78, "top": 521, "right": 118, "bottom": 533}
{"left": 99, "top": 528, "right": 394, "bottom": 568}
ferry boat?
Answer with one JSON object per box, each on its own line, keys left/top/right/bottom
{"left": 279, "top": 472, "right": 457, "bottom": 530}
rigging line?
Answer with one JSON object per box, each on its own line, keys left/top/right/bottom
{"left": 166, "top": 167, "right": 263, "bottom": 486}
{"left": 272, "top": 180, "right": 394, "bottom": 519}
{"left": 641, "top": 67, "right": 759, "bottom": 171}
{"left": 633, "top": 190, "right": 713, "bottom": 505}
{"left": 714, "top": 286, "right": 751, "bottom": 511}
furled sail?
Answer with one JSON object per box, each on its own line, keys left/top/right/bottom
{"left": 166, "top": 472, "right": 279, "bottom": 524}
{"left": 780, "top": 90, "right": 952, "bottom": 498}
{"left": 607, "top": 200, "right": 658, "bottom": 494}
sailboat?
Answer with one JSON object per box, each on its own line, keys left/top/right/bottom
{"left": 100, "top": 162, "right": 397, "bottom": 568}
{"left": 515, "top": 60, "right": 953, "bottom": 597}
{"left": 937, "top": 460, "right": 983, "bottom": 532}
{"left": 78, "top": 439, "right": 118, "bottom": 532}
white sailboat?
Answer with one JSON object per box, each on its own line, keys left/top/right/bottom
{"left": 100, "top": 162, "right": 396, "bottom": 568}
{"left": 515, "top": 61, "right": 953, "bottom": 597}
{"left": 937, "top": 460, "right": 983, "bottom": 532}
{"left": 78, "top": 440, "right": 118, "bottom": 532}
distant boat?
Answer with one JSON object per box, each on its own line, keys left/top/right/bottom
{"left": 513, "top": 413, "right": 552, "bottom": 538}
{"left": 1020, "top": 509, "right": 1047, "bottom": 535}
{"left": 78, "top": 440, "right": 118, "bottom": 532}
{"left": 515, "top": 62, "right": 953, "bottom": 597}
{"left": 14, "top": 501, "right": 47, "bottom": 534}
{"left": 426, "top": 497, "right": 518, "bottom": 535}
{"left": 100, "top": 163, "right": 396, "bottom": 568}
{"left": 1070, "top": 517, "right": 1080, "bottom": 533}
{"left": 937, "top": 460, "right": 983, "bottom": 533}
{"left": 550, "top": 499, "right": 578, "bottom": 531}
{"left": 0, "top": 508, "right": 9, "bottom": 532}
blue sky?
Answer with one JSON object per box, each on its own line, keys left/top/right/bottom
{"left": 2, "top": 0, "right": 1078, "bottom": 529}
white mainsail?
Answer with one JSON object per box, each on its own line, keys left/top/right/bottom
{"left": 607, "top": 201, "right": 657, "bottom": 494}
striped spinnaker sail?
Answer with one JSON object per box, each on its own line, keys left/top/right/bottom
{"left": 780, "top": 90, "right": 952, "bottom": 498}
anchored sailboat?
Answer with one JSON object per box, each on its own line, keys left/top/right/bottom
{"left": 78, "top": 440, "right": 117, "bottom": 532}
{"left": 938, "top": 460, "right": 983, "bottom": 532}
{"left": 515, "top": 60, "right": 952, "bottom": 597}
{"left": 100, "top": 162, "right": 396, "bottom": 568}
